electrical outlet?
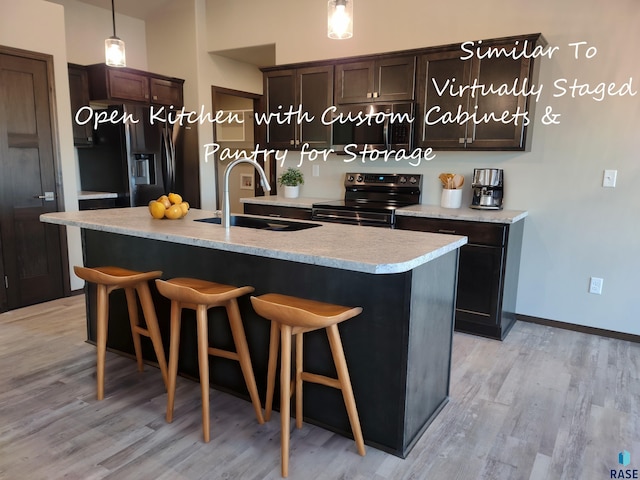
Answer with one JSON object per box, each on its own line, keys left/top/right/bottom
{"left": 603, "top": 170, "right": 617, "bottom": 187}
{"left": 312, "top": 164, "right": 320, "bottom": 177}
{"left": 589, "top": 277, "right": 603, "bottom": 295}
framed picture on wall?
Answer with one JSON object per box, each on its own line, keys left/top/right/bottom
{"left": 240, "top": 174, "right": 254, "bottom": 190}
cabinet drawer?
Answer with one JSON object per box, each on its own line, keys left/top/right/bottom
{"left": 395, "top": 216, "right": 506, "bottom": 246}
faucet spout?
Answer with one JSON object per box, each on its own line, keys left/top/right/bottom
{"left": 222, "top": 158, "right": 271, "bottom": 229}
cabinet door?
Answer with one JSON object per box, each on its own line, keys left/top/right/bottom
{"left": 68, "top": 65, "right": 93, "bottom": 146}
{"left": 334, "top": 60, "right": 375, "bottom": 103}
{"left": 467, "top": 45, "right": 531, "bottom": 149}
{"left": 150, "top": 77, "right": 184, "bottom": 107}
{"left": 297, "top": 65, "right": 333, "bottom": 148}
{"left": 263, "top": 69, "right": 297, "bottom": 149}
{"left": 415, "top": 50, "right": 472, "bottom": 149}
{"left": 335, "top": 57, "right": 416, "bottom": 104}
{"left": 107, "top": 69, "right": 150, "bottom": 102}
{"left": 375, "top": 56, "right": 416, "bottom": 102}
{"left": 456, "top": 244, "right": 504, "bottom": 326}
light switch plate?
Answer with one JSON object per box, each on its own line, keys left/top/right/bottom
{"left": 603, "top": 169, "right": 617, "bottom": 187}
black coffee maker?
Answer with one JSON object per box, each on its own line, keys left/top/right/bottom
{"left": 471, "top": 168, "right": 503, "bottom": 210}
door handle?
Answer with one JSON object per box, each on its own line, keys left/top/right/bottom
{"left": 34, "top": 192, "right": 55, "bottom": 201}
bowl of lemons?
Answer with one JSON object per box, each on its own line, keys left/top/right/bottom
{"left": 148, "top": 193, "right": 190, "bottom": 220}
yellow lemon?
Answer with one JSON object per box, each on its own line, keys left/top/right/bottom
{"left": 165, "top": 204, "right": 184, "bottom": 219}
{"left": 168, "top": 192, "right": 182, "bottom": 205}
{"left": 157, "top": 195, "right": 171, "bottom": 209}
{"left": 179, "top": 202, "right": 189, "bottom": 216}
{"left": 149, "top": 201, "right": 166, "bottom": 219}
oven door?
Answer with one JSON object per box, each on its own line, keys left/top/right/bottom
{"left": 311, "top": 207, "right": 393, "bottom": 227}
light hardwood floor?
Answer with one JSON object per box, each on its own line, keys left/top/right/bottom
{"left": 0, "top": 295, "right": 638, "bottom": 479}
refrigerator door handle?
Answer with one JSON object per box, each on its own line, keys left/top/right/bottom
{"left": 162, "top": 127, "right": 175, "bottom": 193}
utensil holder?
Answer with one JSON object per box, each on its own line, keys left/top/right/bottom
{"left": 441, "top": 188, "right": 462, "bottom": 209}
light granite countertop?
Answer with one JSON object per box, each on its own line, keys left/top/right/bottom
{"left": 241, "top": 195, "right": 527, "bottom": 224}
{"left": 396, "top": 204, "right": 528, "bottom": 224}
{"left": 41, "top": 207, "right": 467, "bottom": 275}
{"left": 78, "top": 191, "right": 119, "bottom": 200}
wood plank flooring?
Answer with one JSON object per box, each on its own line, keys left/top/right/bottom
{"left": 1, "top": 295, "right": 638, "bottom": 479}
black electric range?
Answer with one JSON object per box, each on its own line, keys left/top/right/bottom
{"left": 311, "top": 173, "right": 423, "bottom": 228}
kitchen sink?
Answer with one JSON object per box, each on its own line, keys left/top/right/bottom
{"left": 195, "top": 215, "right": 321, "bottom": 231}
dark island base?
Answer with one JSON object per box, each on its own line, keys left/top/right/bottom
{"left": 81, "top": 229, "right": 458, "bottom": 458}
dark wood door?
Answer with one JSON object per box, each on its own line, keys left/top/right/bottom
{"left": 0, "top": 52, "right": 66, "bottom": 311}
{"left": 415, "top": 50, "right": 473, "bottom": 149}
{"left": 263, "top": 69, "right": 297, "bottom": 149}
{"left": 68, "top": 64, "right": 93, "bottom": 146}
{"left": 297, "top": 65, "right": 333, "bottom": 149}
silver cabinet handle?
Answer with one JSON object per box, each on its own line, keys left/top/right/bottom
{"left": 438, "top": 229, "right": 456, "bottom": 234}
{"left": 34, "top": 192, "right": 55, "bottom": 201}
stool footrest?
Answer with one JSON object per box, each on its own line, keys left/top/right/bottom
{"left": 209, "top": 347, "right": 240, "bottom": 362}
{"left": 300, "top": 371, "right": 341, "bottom": 390}
{"left": 132, "top": 325, "right": 150, "bottom": 337}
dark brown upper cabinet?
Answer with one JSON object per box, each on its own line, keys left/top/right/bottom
{"left": 68, "top": 64, "right": 93, "bottom": 146}
{"left": 334, "top": 56, "right": 416, "bottom": 104}
{"left": 262, "top": 65, "right": 334, "bottom": 150}
{"left": 415, "top": 33, "right": 544, "bottom": 150}
{"left": 86, "top": 64, "right": 184, "bottom": 107}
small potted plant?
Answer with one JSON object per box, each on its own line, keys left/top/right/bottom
{"left": 278, "top": 167, "right": 304, "bottom": 198}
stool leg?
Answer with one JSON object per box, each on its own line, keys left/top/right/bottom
{"left": 166, "top": 300, "right": 182, "bottom": 423}
{"left": 265, "top": 320, "right": 280, "bottom": 422}
{"left": 295, "top": 333, "right": 303, "bottom": 429}
{"left": 225, "top": 299, "right": 264, "bottom": 424}
{"left": 137, "top": 282, "right": 169, "bottom": 390}
{"left": 326, "top": 324, "right": 366, "bottom": 457}
{"left": 95, "top": 284, "right": 109, "bottom": 401}
{"left": 280, "top": 324, "right": 293, "bottom": 478}
{"left": 196, "top": 304, "right": 211, "bottom": 442}
{"left": 124, "top": 287, "right": 144, "bottom": 373}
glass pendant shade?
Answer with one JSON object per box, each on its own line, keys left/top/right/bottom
{"left": 328, "top": 0, "right": 353, "bottom": 39}
{"left": 105, "top": 37, "right": 126, "bottom": 67}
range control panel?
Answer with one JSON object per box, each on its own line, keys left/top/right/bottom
{"left": 344, "top": 173, "right": 422, "bottom": 188}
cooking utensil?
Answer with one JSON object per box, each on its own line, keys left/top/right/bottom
{"left": 452, "top": 174, "right": 464, "bottom": 189}
{"left": 439, "top": 173, "right": 454, "bottom": 189}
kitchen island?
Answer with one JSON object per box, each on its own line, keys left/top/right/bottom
{"left": 41, "top": 207, "right": 466, "bottom": 457}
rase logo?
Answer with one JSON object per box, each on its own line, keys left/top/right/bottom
{"left": 611, "top": 450, "right": 638, "bottom": 479}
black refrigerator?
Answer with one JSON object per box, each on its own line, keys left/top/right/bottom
{"left": 77, "top": 104, "right": 181, "bottom": 207}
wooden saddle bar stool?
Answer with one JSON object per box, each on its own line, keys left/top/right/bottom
{"left": 155, "top": 277, "right": 265, "bottom": 442}
{"left": 250, "top": 293, "right": 366, "bottom": 478}
{"left": 73, "top": 266, "right": 169, "bottom": 401}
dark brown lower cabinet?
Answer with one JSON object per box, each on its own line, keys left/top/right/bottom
{"left": 395, "top": 216, "right": 524, "bottom": 340}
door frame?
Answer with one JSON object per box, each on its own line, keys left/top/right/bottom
{"left": 0, "top": 45, "right": 71, "bottom": 309}
{"left": 210, "top": 86, "right": 275, "bottom": 210}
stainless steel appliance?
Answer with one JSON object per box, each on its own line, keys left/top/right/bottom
{"left": 77, "top": 104, "right": 180, "bottom": 207}
{"left": 470, "top": 168, "right": 503, "bottom": 210}
{"left": 331, "top": 103, "right": 414, "bottom": 153}
{"left": 311, "top": 172, "right": 422, "bottom": 227}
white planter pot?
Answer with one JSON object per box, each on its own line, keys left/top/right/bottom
{"left": 283, "top": 185, "right": 300, "bottom": 198}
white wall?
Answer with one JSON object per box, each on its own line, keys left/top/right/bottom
{"left": 202, "top": 0, "right": 640, "bottom": 334}
{"left": 0, "top": 0, "right": 84, "bottom": 290}
{"left": 48, "top": 0, "right": 148, "bottom": 69}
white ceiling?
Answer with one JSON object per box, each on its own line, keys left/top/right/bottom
{"left": 74, "top": 0, "right": 174, "bottom": 20}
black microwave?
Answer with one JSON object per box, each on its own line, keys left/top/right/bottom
{"left": 331, "top": 102, "right": 414, "bottom": 153}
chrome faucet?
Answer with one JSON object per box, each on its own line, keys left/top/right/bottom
{"left": 222, "top": 158, "right": 271, "bottom": 229}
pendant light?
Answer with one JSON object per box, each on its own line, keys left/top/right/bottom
{"left": 105, "top": 0, "right": 126, "bottom": 67}
{"left": 327, "top": 0, "right": 353, "bottom": 39}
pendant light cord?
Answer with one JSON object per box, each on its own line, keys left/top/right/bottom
{"left": 111, "top": 0, "right": 117, "bottom": 37}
